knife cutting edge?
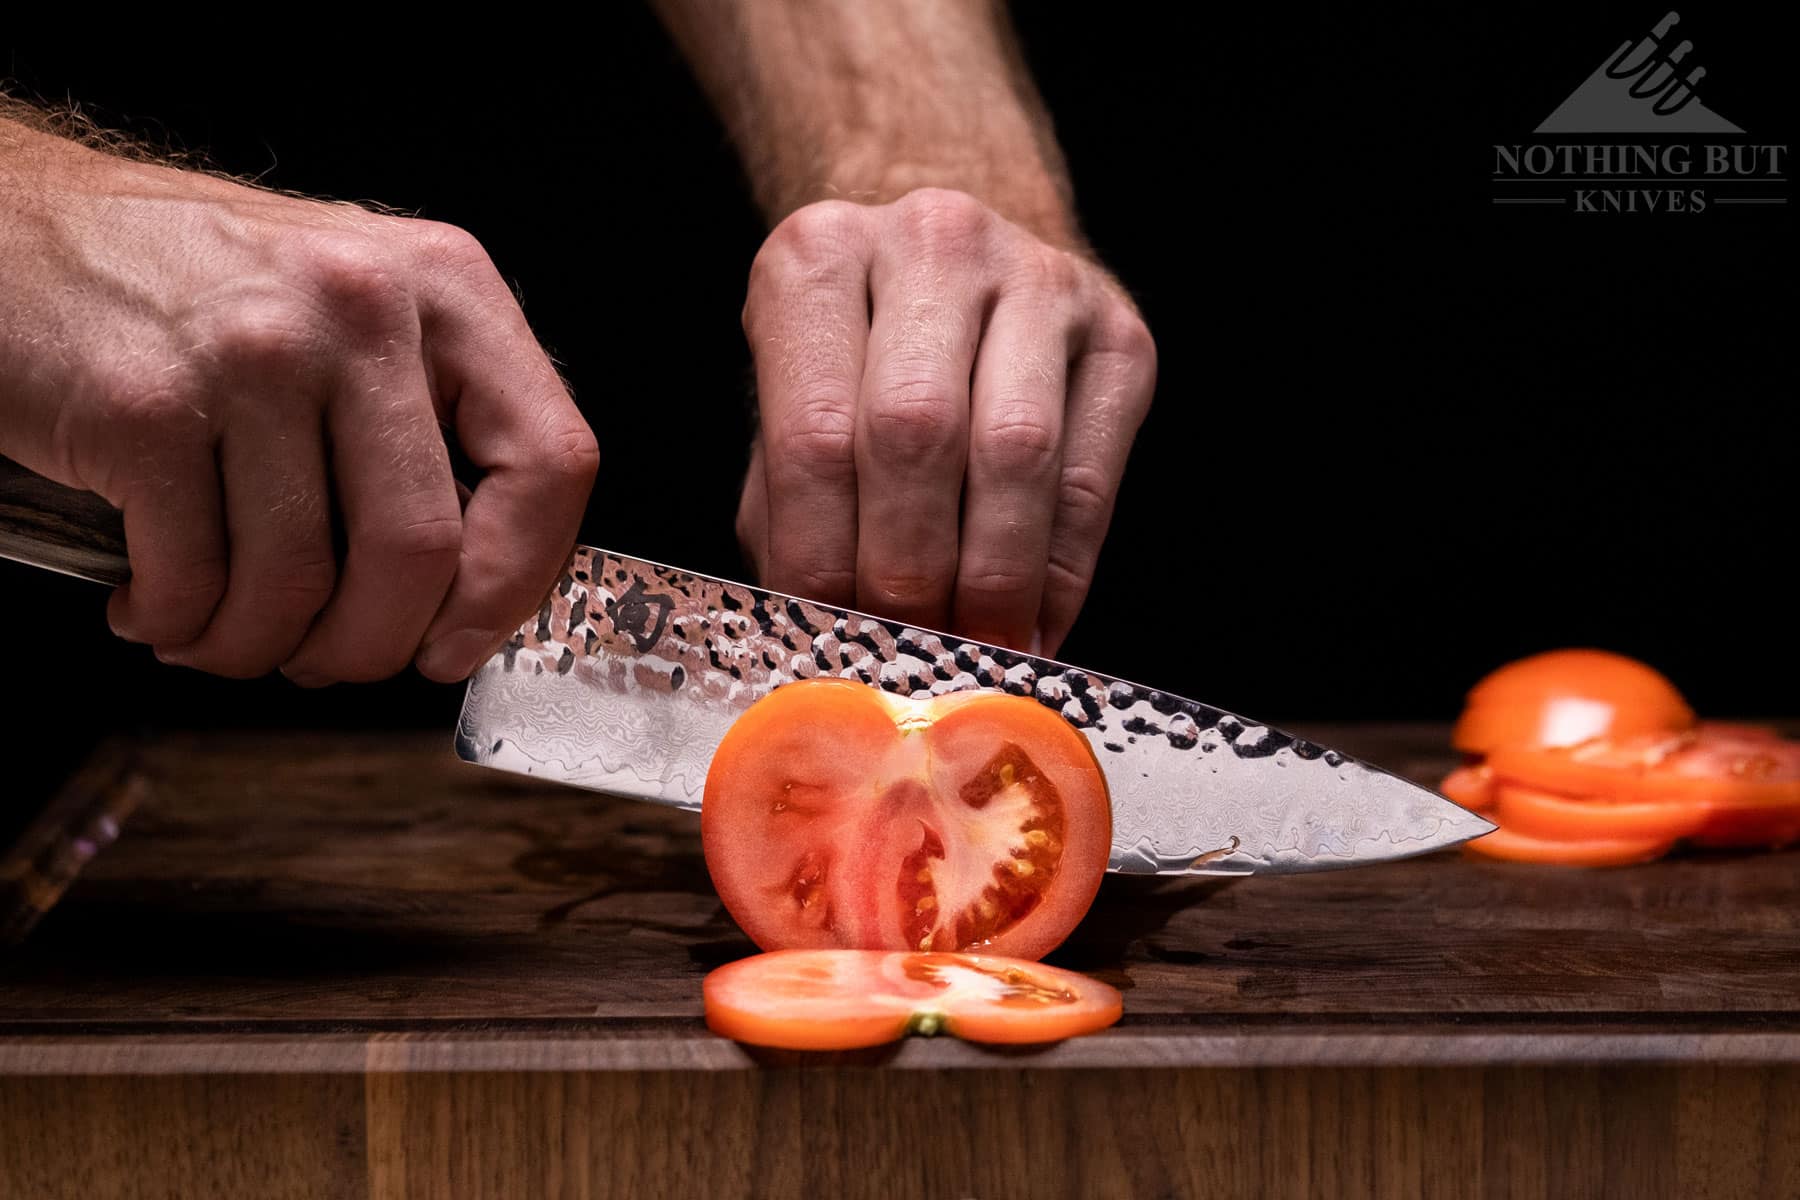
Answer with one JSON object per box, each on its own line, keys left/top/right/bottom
{"left": 0, "top": 456, "right": 1496, "bottom": 876}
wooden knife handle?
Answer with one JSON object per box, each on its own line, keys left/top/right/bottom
{"left": 0, "top": 457, "right": 130, "bottom": 586}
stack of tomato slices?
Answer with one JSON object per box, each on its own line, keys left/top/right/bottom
{"left": 1443, "top": 650, "right": 1800, "bottom": 866}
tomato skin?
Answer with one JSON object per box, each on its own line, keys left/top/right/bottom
{"left": 1463, "top": 826, "right": 1672, "bottom": 867}
{"left": 702, "top": 680, "right": 1111, "bottom": 960}
{"left": 703, "top": 949, "right": 1122, "bottom": 1050}
{"left": 1452, "top": 649, "right": 1695, "bottom": 755}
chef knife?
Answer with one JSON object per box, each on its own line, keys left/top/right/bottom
{"left": 0, "top": 457, "right": 1494, "bottom": 875}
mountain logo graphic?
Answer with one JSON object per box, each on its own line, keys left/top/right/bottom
{"left": 1537, "top": 11, "right": 1744, "bottom": 134}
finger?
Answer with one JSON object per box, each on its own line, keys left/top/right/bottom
{"left": 283, "top": 355, "right": 464, "bottom": 685}
{"left": 1036, "top": 313, "right": 1156, "bottom": 656}
{"left": 951, "top": 293, "right": 1073, "bottom": 651}
{"left": 157, "top": 401, "right": 336, "bottom": 677}
{"left": 745, "top": 204, "right": 869, "bottom": 605}
{"left": 736, "top": 436, "right": 771, "bottom": 581}
{"left": 411, "top": 246, "right": 598, "bottom": 682}
{"left": 854, "top": 222, "right": 989, "bottom": 628}
{"left": 105, "top": 443, "right": 228, "bottom": 649}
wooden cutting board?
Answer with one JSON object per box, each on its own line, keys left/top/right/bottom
{"left": 2, "top": 726, "right": 1797, "bottom": 1199}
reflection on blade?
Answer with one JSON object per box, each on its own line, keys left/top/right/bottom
{"left": 456, "top": 548, "right": 1493, "bottom": 876}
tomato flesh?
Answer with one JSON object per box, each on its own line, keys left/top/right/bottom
{"left": 703, "top": 949, "right": 1123, "bottom": 1050}
{"left": 702, "top": 679, "right": 1111, "bottom": 959}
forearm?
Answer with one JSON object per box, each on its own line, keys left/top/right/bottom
{"left": 653, "top": 0, "right": 1082, "bottom": 249}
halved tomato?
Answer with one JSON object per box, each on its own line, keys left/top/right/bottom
{"left": 703, "top": 949, "right": 1123, "bottom": 1050}
{"left": 1462, "top": 825, "right": 1672, "bottom": 867}
{"left": 702, "top": 678, "right": 1111, "bottom": 959}
{"left": 1451, "top": 649, "right": 1695, "bottom": 755}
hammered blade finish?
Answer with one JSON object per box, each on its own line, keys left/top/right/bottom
{"left": 456, "top": 549, "right": 1493, "bottom": 875}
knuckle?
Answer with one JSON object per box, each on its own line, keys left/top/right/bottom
{"left": 1097, "top": 304, "right": 1158, "bottom": 365}
{"left": 973, "top": 411, "right": 1059, "bottom": 478}
{"left": 763, "top": 200, "right": 864, "bottom": 268}
{"left": 256, "top": 555, "right": 338, "bottom": 608}
{"left": 408, "top": 219, "right": 491, "bottom": 272}
{"left": 866, "top": 384, "right": 964, "bottom": 464}
{"left": 780, "top": 564, "right": 857, "bottom": 603}
{"left": 367, "top": 512, "right": 464, "bottom": 565}
{"left": 540, "top": 421, "right": 601, "bottom": 484}
{"left": 863, "top": 567, "right": 946, "bottom": 607}
{"left": 204, "top": 298, "right": 322, "bottom": 374}
{"left": 745, "top": 202, "right": 865, "bottom": 333}
{"left": 139, "top": 567, "right": 228, "bottom": 641}
{"left": 97, "top": 369, "right": 207, "bottom": 442}
{"left": 407, "top": 219, "right": 513, "bottom": 303}
{"left": 770, "top": 402, "right": 856, "bottom": 479}
{"left": 956, "top": 563, "right": 1038, "bottom": 603}
{"left": 1043, "top": 552, "right": 1095, "bottom": 608}
{"left": 1012, "top": 245, "right": 1083, "bottom": 297}
{"left": 188, "top": 640, "right": 293, "bottom": 682}
{"left": 1057, "top": 463, "right": 1116, "bottom": 528}
{"left": 893, "top": 188, "right": 990, "bottom": 254}
{"left": 164, "top": 566, "right": 230, "bottom": 613}
{"left": 296, "top": 235, "right": 411, "bottom": 336}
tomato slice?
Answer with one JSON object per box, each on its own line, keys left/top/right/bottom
{"left": 1463, "top": 826, "right": 1673, "bottom": 867}
{"left": 703, "top": 949, "right": 1123, "bottom": 1050}
{"left": 1486, "top": 729, "right": 1800, "bottom": 808}
{"left": 1490, "top": 781, "right": 1711, "bottom": 843}
{"left": 702, "top": 679, "right": 1111, "bottom": 959}
{"left": 1451, "top": 649, "right": 1695, "bottom": 755}
{"left": 1439, "top": 763, "right": 1496, "bottom": 813}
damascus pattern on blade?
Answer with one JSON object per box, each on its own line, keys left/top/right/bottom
{"left": 456, "top": 548, "right": 1491, "bottom": 875}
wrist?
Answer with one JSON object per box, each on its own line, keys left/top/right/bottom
{"left": 803, "top": 144, "right": 1082, "bottom": 252}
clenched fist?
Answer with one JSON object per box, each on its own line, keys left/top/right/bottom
{"left": 736, "top": 188, "right": 1156, "bottom": 656}
{"left": 0, "top": 121, "right": 598, "bottom": 685}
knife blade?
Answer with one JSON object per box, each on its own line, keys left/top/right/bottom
{"left": 455, "top": 546, "right": 1494, "bottom": 875}
{"left": 0, "top": 457, "right": 1495, "bottom": 875}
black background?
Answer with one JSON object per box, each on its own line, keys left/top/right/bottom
{"left": 1, "top": 5, "right": 1792, "bottom": 812}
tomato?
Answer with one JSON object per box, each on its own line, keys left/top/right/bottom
{"left": 702, "top": 678, "right": 1111, "bottom": 959}
{"left": 1463, "top": 825, "right": 1673, "bottom": 867}
{"left": 703, "top": 949, "right": 1123, "bottom": 1050}
{"left": 1451, "top": 649, "right": 1695, "bottom": 755}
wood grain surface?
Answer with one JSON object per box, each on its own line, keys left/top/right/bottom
{"left": 2, "top": 726, "right": 1797, "bottom": 1199}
